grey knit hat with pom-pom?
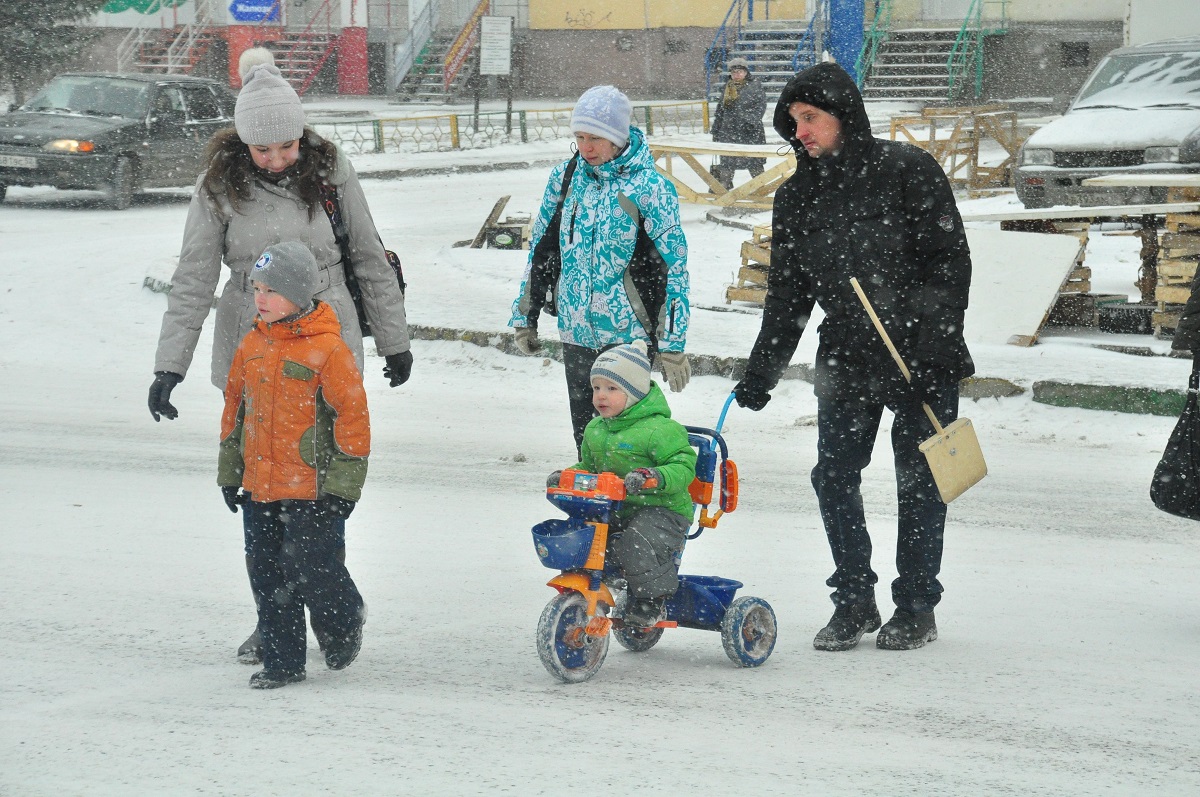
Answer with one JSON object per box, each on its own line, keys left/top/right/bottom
{"left": 234, "top": 48, "right": 305, "bottom": 146}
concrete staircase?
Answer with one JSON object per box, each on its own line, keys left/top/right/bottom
{"left": 860, "top": 29, "right": 958, "bottom": 102}
{"left": 130, "top": 27, "right": 221, "bottom": 75}
{"left": 394, "top": 33, "right": 478, "bottom": 103}
{"left": 711, "top": 20, "right": 812, "bottom": 102}
{"left": 271, "top": 33, "right": 339, "bottom": 95}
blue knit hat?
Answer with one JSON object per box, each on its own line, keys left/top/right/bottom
{"left": 591, "top": 340, "right": 652, "bottom": 403}
{"left": 571, "top": 85, "right": 633, "bottom": 148}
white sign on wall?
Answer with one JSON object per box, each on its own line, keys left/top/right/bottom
{"left": 479, "top": 16, "right": 513, "bottom": 76}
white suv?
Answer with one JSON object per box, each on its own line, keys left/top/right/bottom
{"left": 1014, "top": 36, "right": 1200, "bottom": 209}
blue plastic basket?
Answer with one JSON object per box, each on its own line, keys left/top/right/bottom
{"left": 532, "top": 518, "right": 596, "bottom": 570}
{"left": 666, "top": 575, "right": 743, "bottom": 628}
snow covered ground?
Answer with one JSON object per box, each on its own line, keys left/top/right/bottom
{"left": 3, "top": 112, "right": 1200, "bottom": 795}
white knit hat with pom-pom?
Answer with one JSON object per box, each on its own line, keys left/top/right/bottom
{"left": 234, "top": 48, "right": 305, "bottom": 146}
{"left": 591, "top": 339, "right": 652, "bottom": 403}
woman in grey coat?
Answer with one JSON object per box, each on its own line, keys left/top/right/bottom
{"left": 710, "top": 57, "right": 768, "bottom": 190}
{"left": 148, "top": 49, "right": 411, "bottom": 409}
{"left": 147, "top": 49, "right": 412, "bottom": 664}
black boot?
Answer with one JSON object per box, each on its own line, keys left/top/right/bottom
{"left": 813, "top": 598, "right": 881, "bottom": 651}
{"left": 249, "top": 669, "right": 306, "bottom": 689}
{"left": 237, "top": 626, "right": 263, "bottom": 665}
{"left": 622, "top": 597, "right": 665, "bottom": 629}
{"left": 876, "top": 608, "right": 937, "bottom": 650}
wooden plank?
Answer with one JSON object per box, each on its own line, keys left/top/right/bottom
{"left": 725, "top": 285, "right": 767, "bottom": 305}
{"left": 753, "top": 224, "right": 772, "bottom": 243}
{"left": 1160, "top": 233, "right": 1200, "bottom": 257}
{"left": 737, "top": 265, "right": 768, "bottom": 285}
{"left": 961, "top": 202, "right": 1200, "bottom": 222}
{"left": 1059, "top": 280, "right": 1092, "bottom": 293}
{"left": 470, "top": 195, "right": 510, "bottom": 248}
{"left": 1156, "top": 284, "right": 1192, "bottom": 304}
{"left": 740, "top": 241, "right": 771, "bottom": 266}
{"left": 1159, "top": 258, "right": 1200, "bottom": 278}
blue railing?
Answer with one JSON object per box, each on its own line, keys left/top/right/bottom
{"left": 790, "top": 0, "right": 830, "bottom": 73}
{"left": 704, "top": 0, "right": 756, "bottom": 100}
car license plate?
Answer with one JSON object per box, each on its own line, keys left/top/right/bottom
{"left": 0, "top": 154, "right": 37, "bottom": 168}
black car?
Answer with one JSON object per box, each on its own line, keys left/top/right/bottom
{"left": 0, "top": 72, "right": 237, "bottom": 209}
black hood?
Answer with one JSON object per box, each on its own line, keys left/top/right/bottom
{"left": 773, "top": 62, "right": 873, "bottom": 158}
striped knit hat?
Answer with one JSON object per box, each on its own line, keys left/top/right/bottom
{"left": 591, "top": 340, "right": 652, "bottom": 403}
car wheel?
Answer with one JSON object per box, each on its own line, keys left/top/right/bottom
{"left": 107, "top": 156, "right": 135, "bottom": 211}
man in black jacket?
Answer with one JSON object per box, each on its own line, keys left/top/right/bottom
{"left": 733, "top": 63, "right": 975, "bottom": 652}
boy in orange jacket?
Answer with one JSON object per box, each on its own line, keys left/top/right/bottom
{"left": 218, "top": 241, "right": 369, "bottom": 689}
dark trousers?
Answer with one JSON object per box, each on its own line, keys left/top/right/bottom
{"left": 562, "top": 342, "right": 601, "bottom": 454}
{"left": 608, "top": 507, "right": 690, "bottom": 601}
{"left": 810, "top": 383, "right": 959, "bottom": 614}
{"left": 712, "top": 158, "right": 765, "bottom": 190}
{"left": 243, "top": 499, "right": 364, "bottom": 674}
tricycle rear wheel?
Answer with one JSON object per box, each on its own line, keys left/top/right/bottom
{"left": 536, "top": 591, "right": 609, "bottom": 683}
{"left": 721, "top": 596, "right": 777, "bottom": 667}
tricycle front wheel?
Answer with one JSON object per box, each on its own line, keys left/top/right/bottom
{"left": 721, "top": 596, "right": 777, "bottom": 667}
{"left": 536, "top": 591, "right": 609, "bottom": 683}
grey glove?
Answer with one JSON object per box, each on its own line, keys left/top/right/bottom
{"left": 514, "top": 327, "right": 540, "bottom": 355}
{"left": 546, "top": 470, "right": 563, "bottom": 489}
{"left": 655, "top": 352, "right": 690, "bottom": 393}
{"left": 623, "top": 468, "right": 661, "bottom": 495}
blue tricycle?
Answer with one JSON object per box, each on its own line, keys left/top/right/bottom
{"left": 531, "top": 395, "right": 778, "bottom": 683}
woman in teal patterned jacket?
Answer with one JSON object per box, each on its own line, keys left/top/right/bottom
{"left": 510, "top": 85, "right": 691, "bottom": 451}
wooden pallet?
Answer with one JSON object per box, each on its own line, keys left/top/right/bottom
{"left": 1156, "top": 187, "right": 1200, "bottom": 337}
{"left": 725, "top": 224, "right": 772, "bottom": 305}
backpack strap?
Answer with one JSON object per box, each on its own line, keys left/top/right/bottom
{"left": 519, "top": 155, "right": 579, "bottom": 324}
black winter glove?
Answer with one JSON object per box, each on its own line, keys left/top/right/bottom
{"left": 546, "top": 470, "right": 563, "bottom": 489}
{"left": 324, "top": 495, "right": 356, "bottom": 519}
{"left": 148, "top": 371, "right": 183, "bottom": 422}
{"left": 733, "top": 375, "right": 771, "bottom": 412}
{"left": 908, "top": 360, "right": 945, "bottom": 406}
{"left": 221, "top": 486, "right": 247, "bottom": 514}
{"left": 383, "top": 350, "right": 413, "bottom": 387}
{"left": 624, "top": 468, "right": 661, "bottom": 495}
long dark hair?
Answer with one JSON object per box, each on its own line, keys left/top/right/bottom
{"left": 200, "top": 127, "right": 339, "bottom": 218}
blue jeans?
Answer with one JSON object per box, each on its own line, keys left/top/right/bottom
{"left": 810, "top": 383, "right": 959, "bottom": 613}
{"left": 243, "top": 499, "right": 363, "bottom": 674}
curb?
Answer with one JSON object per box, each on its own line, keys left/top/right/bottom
{"left": 408, "top": 324, "right": 1026, "bottom": 402}
{"left": 1031, "top": 380, "right": 1186, "bottom": 417}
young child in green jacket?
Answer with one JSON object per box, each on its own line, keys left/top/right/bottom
{"left": 548, "top": 340, "right": 698, "bottom": 627}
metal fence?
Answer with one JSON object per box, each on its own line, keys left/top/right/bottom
{"left": 311, "top": 101, "right": 711, "bottom": 155}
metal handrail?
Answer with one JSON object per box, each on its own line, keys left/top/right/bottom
{"left": 392, "top": 0, "right": 440, "bottom": 91}
{"left": 790, "top": 0, "right": 829, "bottom": 73}
{"left": 947, "top": 0, "right": 1008, "bottom": 100}
{"left": 704, "top": 0, "right": 749, "bottom": 100}
{"left": 163, "top": 0, "right": 217, "bottom": 73}
{"left": 854, "top": 0, "right": 893, "bottom": 88}
{"left": 443, "top": 0, "right": 490, "bottom": 92}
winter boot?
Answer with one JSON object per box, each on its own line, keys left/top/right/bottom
{"left": 813, "top": 598, "right": 882, "bottom": 651}
{"left": 876, "top": 608, "right": 938, "bottom": 650}
{"left": 237, "top": 625, "right": 263, "bottom": 665}
{"left": 325, "top": 621, "right": 363, "bottom": 671}
{"left": 622, "top": 597, "right": 666, "bottom": 629}
{"left": 249, "top": 669, "right": 306, "bottom": 689}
